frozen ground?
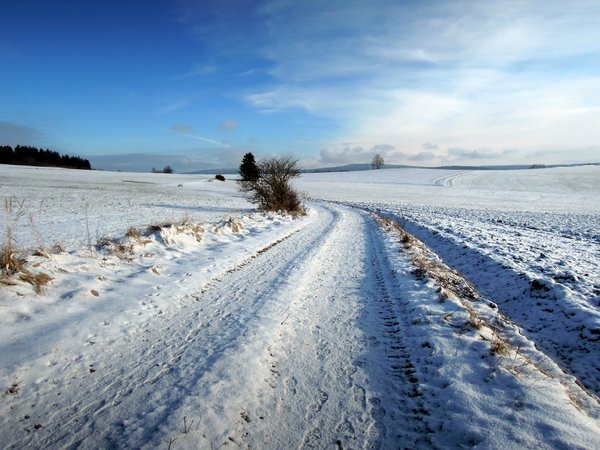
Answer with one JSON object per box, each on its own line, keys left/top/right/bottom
{"left": 1, "top": 164, "right": 599, "bottom": 448}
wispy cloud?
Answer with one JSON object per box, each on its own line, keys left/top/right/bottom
{"left": 175, "top": 63, "right": 216, "bottom": 79}
{"left": 0, "top": 121, "right": 43, "bottom": 145}
{"left": 218, "top": 120, "right": 239, "bottom": 131}
{"left": 167, "top": 125, "right": 230, "bottom": 147}
{"left": 158, "top": 99, "right": 191, "bottom": 114}
{"left": 171, "top": 124, "right": 194, "bottom": 134}
{"left": 446, "top": 148, "right": 517, "bottom": 162}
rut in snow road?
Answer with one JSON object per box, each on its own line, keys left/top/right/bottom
{"left": 169, "top": 202, "right": 434, "bottom": 449}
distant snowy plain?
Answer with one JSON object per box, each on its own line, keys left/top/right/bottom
{"left": 1, "top": 164, "right": 599, "bottom": 448}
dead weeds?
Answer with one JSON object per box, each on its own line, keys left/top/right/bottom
{"left": 19, "top": 271, "right": 53, "bottom": 294}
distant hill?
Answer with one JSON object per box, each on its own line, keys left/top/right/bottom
{"left": 185, "top": 162, "right": 599, "bottom": 175}
{"left": 187, "top": 164, "right": 419, "bottom": 175}
{"left": 188, "top": 168, "right": 240, "bottom": 175}
{"left": 440, "top": 162, "right": 600, "bottom": 170}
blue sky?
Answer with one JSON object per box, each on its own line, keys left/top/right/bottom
{"left": 1, "top": 0, "right": 600, "bottom": 171}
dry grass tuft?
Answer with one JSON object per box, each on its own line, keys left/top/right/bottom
{"left": 96, "top": 236, "right": 135, "bottom": 260}
{"left": 0, "top": 276, "right": 17, "bottom": 287}
{"left": 146, "top": 222, "right": 174, "bottom": 234}
{"left": 490, "top": 333, "right": 511, "bottom": 356}
{"left": 160, "top": 217, "right": 204, "bottom": 242}
{"left": 1, "top": 242, "right": 26, "bottom": 276}
{"left": 373, "top": 213, "right": 478, "bottom": 302}
{"left": 19, "top": 270, "right": 53, "bottom": 294}
{"left": 125, "top": 226, "right": 142, "bottom": 239}
{"left": 125, "top": 227, "right": 152, "bottom": 245}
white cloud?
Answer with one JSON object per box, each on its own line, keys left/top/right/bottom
{"left": 318, "top": 143, "right": 405, "bottom": 166}
{"left": 408, "top": 152, "right": 438, "bottom": 162}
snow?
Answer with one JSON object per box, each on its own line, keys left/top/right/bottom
{"left": 1, "top": 164, "right": 599, "bottom": 448}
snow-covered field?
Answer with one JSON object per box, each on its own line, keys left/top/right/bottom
{"left": 1, "top": 164, "right": 599, "bottom": 448}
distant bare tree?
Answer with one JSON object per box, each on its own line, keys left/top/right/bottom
{"left": 372, "top": 154, "right": 384, "bottom": 169}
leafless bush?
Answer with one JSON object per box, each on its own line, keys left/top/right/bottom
{"left": 238, "top": 156, "right": 304, "bottom": 214}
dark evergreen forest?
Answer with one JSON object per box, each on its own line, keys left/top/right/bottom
{"left": 0, "top": 145, "right": 92, "bottom": 170}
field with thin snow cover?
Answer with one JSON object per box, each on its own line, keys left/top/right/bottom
{"left": 1, "top": 164, "right": 599, "bottom": 449}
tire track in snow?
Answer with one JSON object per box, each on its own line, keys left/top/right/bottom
{"left": 359, "top": 212, "right": 434, "bottom": 448}
{"left": 219, "top": 203, "right": 436, "bottom": 449}
{"left": 224, "top": 202, "right": 377, "bottom": 449}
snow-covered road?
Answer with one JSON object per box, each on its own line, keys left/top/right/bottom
{"left": 2, "top": 202, "right": 599, "bottom": 449}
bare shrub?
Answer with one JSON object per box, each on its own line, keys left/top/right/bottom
{"left": 238, "top": 156, "right": 304, "bottom": 214}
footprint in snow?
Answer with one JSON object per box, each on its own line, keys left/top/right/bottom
{"left": 353, "top": 385, "right": 366, "bottom": 409}
{"left": 302, "top": 427, "right": 322, "bottom": 449}
{"left": 368, "top": 397, "right": 386, "bottom": 422}
{"left": 335, "top": 418, "right": 355, "bottom": 435}
{"left": 307, "top": 390, "right": 329, "bottom": 413}
{"left": 284, "top": 377, "right": 297, "bottom": 396}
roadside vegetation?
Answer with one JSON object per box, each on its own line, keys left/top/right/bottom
{"left": 1, "top": 197, "right": 53, "bottom": 293}
{"left": 238, "top": 154, "right": 304, "bottom": 214}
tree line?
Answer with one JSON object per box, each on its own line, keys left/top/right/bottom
{"left": 0, "top": 145, "right": 92, "bottom": 170}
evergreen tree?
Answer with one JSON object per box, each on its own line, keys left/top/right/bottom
{"left": 0, "top": 145, "right": 91, "bottom": 169}
{"left": 239, "top": 152, "right": 259, "bottom": 182}
{"left": 0, "top": 146, "right": 14, "bottom": 164}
